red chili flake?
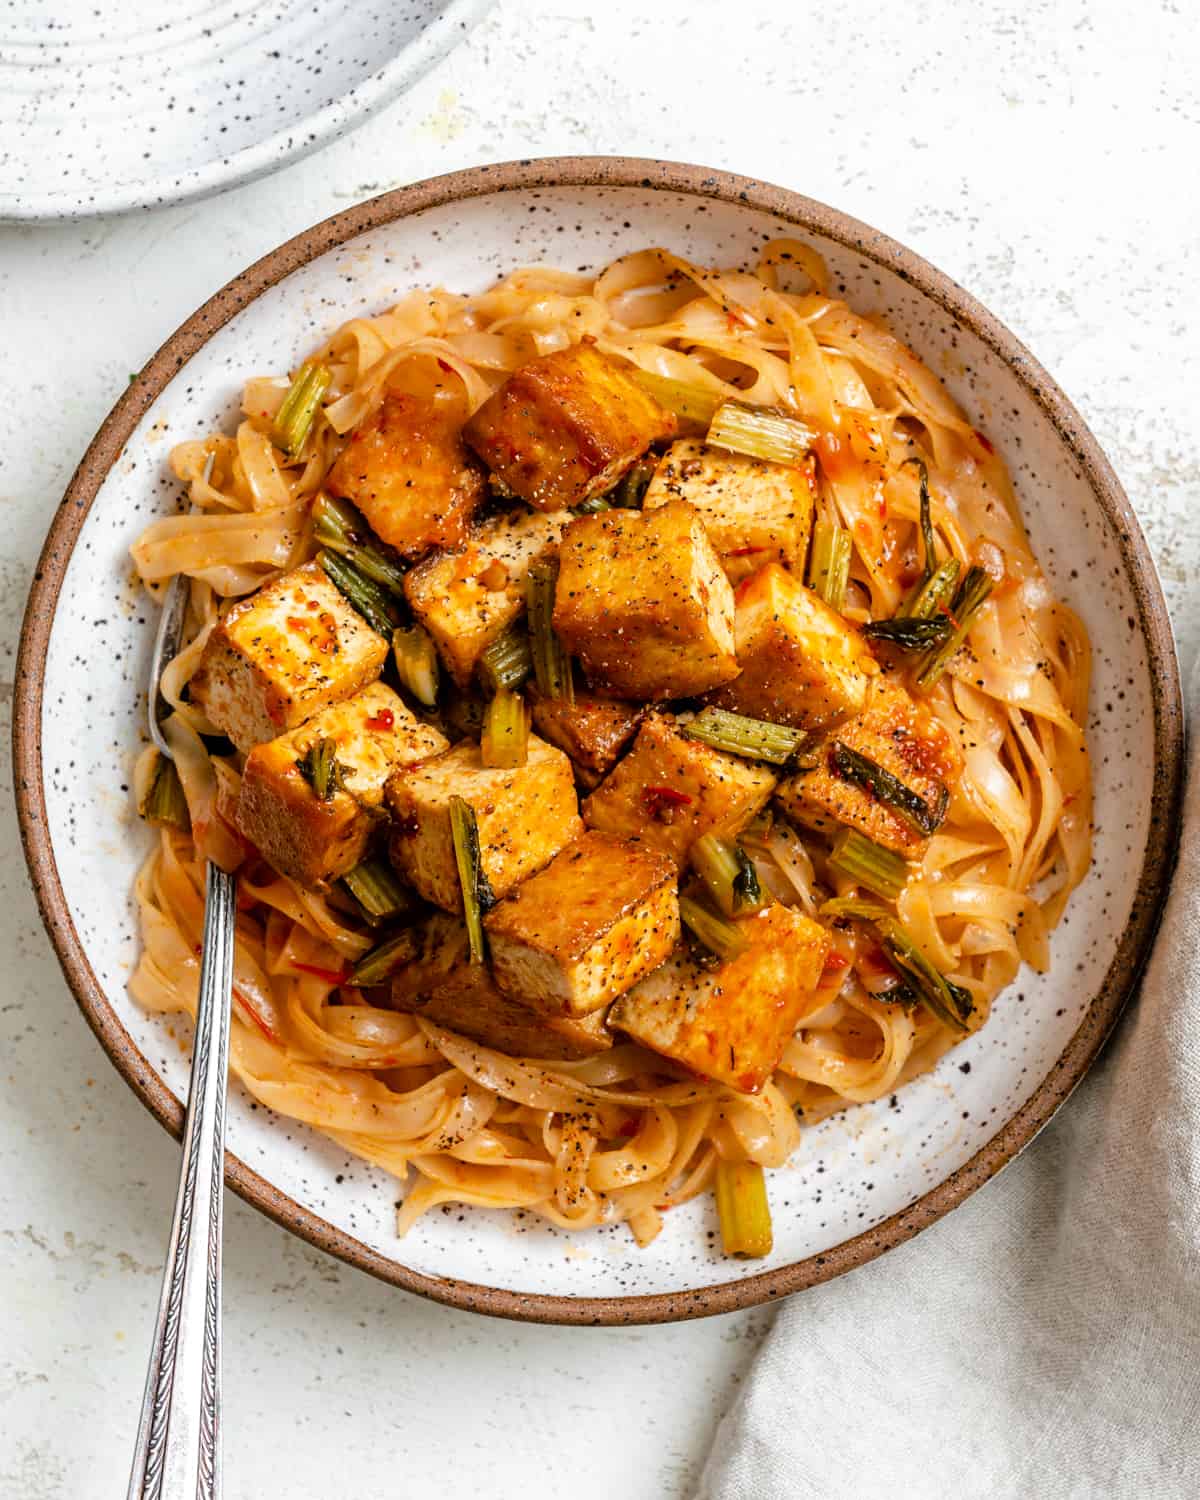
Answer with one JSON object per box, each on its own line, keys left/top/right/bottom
{"left": 233, "top": 988, "right": 279, "bottom": 1045}
{"left": 643, "top": 785, "right": 693, "bottom": 821}
{"left": 939, "top": 603, "right": 962, "bottom": 631}
{"left": 437, "top": 357, "right": 454, "bottom": 373}
{"left": 822, "top": 950, "right": 850, "bottom": 972}
{"left": 292, "top": 960, "right": 351, "bottom": 985}
{"left": 726, "top": 545, "right": 767, "bottom": 557}
{"left": 974, "top": 428, "right": 995, "bottom": 455}
{"left": 860, "top": 944, "right": 898, "bottom": 978}
{"left": 365, "top": 709, "right": 395, "bottom": 731}
{"left": 877, "top": 493, "right": 888, "bottom": 519}
{"left": 737, "top": 1073, "right": 760, "bottom": 1093}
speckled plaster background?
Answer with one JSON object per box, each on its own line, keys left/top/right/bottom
{"left": 2, "top": 2, "right": 1197, "bottom": 1496}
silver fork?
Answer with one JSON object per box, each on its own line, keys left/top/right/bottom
{"left": 128, "top": 571, "right": 235, "bottom": 1500}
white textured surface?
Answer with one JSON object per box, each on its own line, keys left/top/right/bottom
{"left": 1, "top": 1, "right": 1195, "bottom": 1495}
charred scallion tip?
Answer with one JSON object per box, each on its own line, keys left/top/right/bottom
{"left": 807, "top": 519, "right": 852, "bottom": 612}
{"left": 526, "top": 560, "right": 574, "bottom": 704}
{"left": 707, "top": 401, "right": 815, "bottom": 466}
{"left": 612, "top": 455, "right": 657, "bottom": 509}
{"left": 861, "top": 615, "right": 953, "bottom": 650}
{"left": 480, "top": 689, "right": 528, "bottom": 769}
{"left": 914, "top": 565, "right": 994, "bottom": 692}
{"left": 477, "top": 627, "right": 532, "bottom": 694}
{"left": 313, "top": 493, "right": 408, "bottom": 595}
{"left": 904, "top": 456, "right": 937, "bottom": 586}
{"left": 902, "top": 557, "right": 961, "bottom": 623}
{"left": 349, "top": 927, "right": 419, "bottom": 988}
{"left": 684, "top": 706, "right": 806, "bottom": 766}
{"left": 690, "top": 834, "right": 767, "bottom": 918}
{"left": 138, "top": 750, "right": 191, "bottom": 832}
{"left": 318, "top": 549, "right": 402, "bottom": 638}
{"left": 342, "top": 860, "right": 414, "bottom": 922}
{"left": 449, "top": 796, "right": 492, "bottom": 964}
{"left": 820, "top": 896, "right": 975, "bottom": 1032}
{"left": 272, "top": 361, "right": 332, "bottom": 460}
{"left": 827, "top": 828, "right": 909, "bottom": 902}
{"left": 679, "top": 894, "right": 750, "bottom": 965}
{"left": 830, "top": 741, "right": 948, "bottom": 838}
{"left": 296, "top": 738, "right": 350, "bottom": 803}
{"left": 715, "top": 1160, "right": 773, "bottom": 1258}
{"left": 392, "top": 624, "right": 439, "bottom": 709}
{"left": 628, "top": 370, "right": 723, "bottom": 430}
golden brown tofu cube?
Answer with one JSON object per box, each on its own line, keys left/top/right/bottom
{"left": 326, "top": 391, "right": 485, "bottom": 559}
{"left": 188, "top": 560, "right": 389, "bottom": 752}
{"left": 463, "top": 344, "right": 676, "bottom": 511}
{"left": 582, "top": 713, "right": 776, "bottom": 867}
{"left": 235, "top": 683, "right": 448, "bottom": 889}
{"left": 385, "top": 735, "right": 582, "bottom": 912}
{"left": 553, "top": 500, "right": 740, "bottom": 700}
{"left": 775, "top": 676, "right": 963, "bottom": 857}
{"left": 527, "top": 686, "right": 645, "bottom": 789}
{"left": 708, "top": 563, "right": 872, "bottom": 730}
{"left": 404, "top": 509, "right": 565, "bottom": 687}
{"left": 388, "top": 914, "right": 612, "bottom": 1061}
{"left": 609, "top": 905, "right": 830, "bottom": 1093}
{"left": 484, "top": 832, "right": 679, "bottom": 1016}
{"left": 642, "top": 439, "right": 815, "bottom": 582}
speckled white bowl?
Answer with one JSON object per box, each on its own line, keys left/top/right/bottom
{"left": 0, "top": 0, "right": 492, "bottom": 222}
{"left": 14, "top": 160, "right": 1184, "bottom": 1323}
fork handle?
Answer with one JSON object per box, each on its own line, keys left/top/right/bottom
{"left": 128, "top": 863, "right": 236, "bottom": 1500}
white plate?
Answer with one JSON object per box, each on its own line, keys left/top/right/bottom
{"left": 0, "top": 0, "right": 491, "bottom": 221}
{"left": 15, "top": 162, "right": 1183, "bottom": 1322}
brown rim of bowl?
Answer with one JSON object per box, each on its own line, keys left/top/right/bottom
{"left": 12, "top": 156, "right": 1185, "bottom": 1326}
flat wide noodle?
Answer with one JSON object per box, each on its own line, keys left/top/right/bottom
{"left": 128, "top": 243, "right": 1092, "bottom": 1246}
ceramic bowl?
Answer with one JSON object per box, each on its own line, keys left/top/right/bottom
{"left": 0, "top": 0, "right": 492, "bottom": 222}
{"left": 13, "top": 159, "right": 1184, "bottom": 1323}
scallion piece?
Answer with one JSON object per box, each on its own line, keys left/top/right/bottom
{"left": 449, "top": 796, "right": 492, "bottom": 964}
{"left": 613, "top": 456, "right": 657, "bottom": 509}
{"left": 319, "top": 549, "right": 401, "bottom": 638}
{"left": 903, "top": 558, "right": 961, "bottom": 622}
{"left": 272, "top": 361, "right": 331, "bottom": 460}
{"left": 707, "top": 401, "right": 815, "bottom": 466}
{"left": 913, "top": 565, "right": 994, "bottom": 692}
{"left": 807, "top": 519, "right": 852, "bottom": 612}
{"left": 629, "top": 370, "right": 723, "bottom": 429}
{"left": 526, "top": 560, "right": 574, "bottom": 704}
{"left": 820, "top": 896, "right": 975, "bottom": 1032}
{"left": 342, "top": 860, "right": 414, "bottom": 922}
{"left": 392, "top": 624, "right": 439, "bottom": 708}
{"left": 138, "top": 750, "right": 191, "bottom": 832}
{"left": 478, "top": 627, "right": 533, "bottom": 694}
{"left": 861, "top": 616, "right": 953, "bottom": 650}
{"left": 908, "top": 457, "right": 937, "bottom": 586}
{"left": 313, "top": 493, "right": 408, "bottom": 595}
{"left": 684, "top": 706, "right": 806, "bottom": 766}
{"left": 830, "top": 742, "right": 948, "bottom": 838}
{"left": 679, "top": 894, "right": 750, "bottom": 965}
{"left": 480, "top": 689, "right": 528, "bottom": 769}
{"left": 350, "top": 928, "right": 419, "bottom": 988}
{"left": 296, "top": 738, "right": 350, "bottom": 802}
{"left": 827, "top": 828, "right": 909, "bottom": 902}
{"left": 715, "top": 1160, "right": 773, "bottom": 1258}
{"left": 575, "top": 494, "right": 613, "bottom": 514}
{"left": 691, "top": 834, "right": 767, "bottom": 917}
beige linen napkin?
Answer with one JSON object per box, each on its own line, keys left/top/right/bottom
{"left": 699, "top": 676, "right": 1198, "bottom": 1500}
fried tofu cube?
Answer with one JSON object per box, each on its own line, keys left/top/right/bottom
{"left": 484, "top": 832, "right": 679, "bottom": 1015}
{"left": 235, "top": 683, "right": 448, "bottom": 889}
{"left": 389, "top": 914, "right": 612, "bottom": 1061}
{"left": 582, "top": 713, "right": 776, "bottom": 866}
{"left": 463, "top": 344, "right": 676, "bottom": 512}
{"left": 775, "top": 676, "right": 962, "bottom": 856}
{"left": 385, "top": 735, "right": 582, "bottom": 912}
{"left": 642, "top": 439, "right": 815, "bottom": 582}
{"left": 326, "top": 391, "right": 485, "bottom": 559}
{"left": 553, "top": 500, "right": 740, "bottom": 700}
{"left": 609, "top": 905, "right": 830, "bottom": 1093}
{"left": 404, "top": 509, "right": 565, "bottom": 687}
{"left": 527, "top": 686, "right": 645, "bottom": 789}
{"left": 708, "top": 563, "right": 872, "bottom": 730}
{"left": 188, "top": 560, "right": 389, "bottom": 752}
